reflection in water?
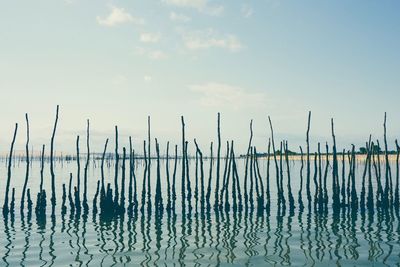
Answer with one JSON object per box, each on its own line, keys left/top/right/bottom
{"left": 0, "top": 197, "right": 399, "bottom": 265}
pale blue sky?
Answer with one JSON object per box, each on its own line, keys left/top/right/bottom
{"left": 0, "top": 0, "right": 399, "bottom": 154}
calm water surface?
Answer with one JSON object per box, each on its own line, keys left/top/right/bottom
{"left": 0, "top": 158, "right": 399, "bottom": 266}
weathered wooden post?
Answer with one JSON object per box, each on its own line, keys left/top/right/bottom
{"left": 3, "top": 123, "right": 18, "bottom": 216}
{"left": 50, "top": 105, "right": 59, "bottom": 211}
{"left": 75, "top": 136, "right": 81, "bottom": 210}
{"left": 155, "top": 139, "right": 163, "bottom": 213}
{"left": 83, "top": 119, "right": 90, "bottom": 212}
{"left": 306, "top": 112, "right": 312, "bottom": 209}
{"left": 214, "top": 113, "right": 222, "bottom": 210}
{"left": 114, "top": 126, "right": 120, "bottom": 207}
{"left": 21, "top": 114, "right": 30, "bottom": 214}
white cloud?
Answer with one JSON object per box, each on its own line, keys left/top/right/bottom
{"left": 97, "top": 6, "right": 144, "bottom": 27}
{"left": 183, "top": 29, "right": 243, "bottom": 52}
{"left": 169, "top": 12, "right": 191, "bottom": 22}
{"left": 241, "top": 5, "right": 254, "bottom": 18}
{"left": 133, "top": 46, "right": 168, "bottom": 60}
{"left": 64, "top": 0, "right": 75, "bottom": 5}
{"left": 149, "top": 50, "right": 168, "bottom": 60}
{"left": 140, "top": 32, "right": 161, "bottom": 43}
{"left": 112, "top": 74, "right": 127, "bottom": 85}
{"left": 204, "top": 5, "right": 224, "bottom": 16}
{"left": 144, "top": 75, "right": 152, "bottom": 82}
{"left": 190, "top": 82, "right": 267, "bottom": 110}
{"left": 163, "top": 0, "right": 223, "bottom": 16}
{"left": 163, "top": 0, "right": 206, "bottom": 8}
{"left": 133, "top": 46, "right": 146, "bottom": 56}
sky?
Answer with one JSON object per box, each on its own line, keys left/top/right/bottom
{"left": 0, "top": 0, "right": 399, "bottom": 155}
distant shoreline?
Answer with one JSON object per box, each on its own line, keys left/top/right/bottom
{"left": 0, "top": 152, "right": 397, "bottom": 162}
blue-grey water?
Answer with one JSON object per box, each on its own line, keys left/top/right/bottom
{"left": 0, "top": 157, "right": 400, "bottom": 266}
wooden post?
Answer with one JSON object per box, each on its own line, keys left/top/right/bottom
{"left": 323, "top": 142, "right": 330, "bottom": 209}
{"left": 383, "top": 113, "right": 392, "bottom": 207}
{"left": 181, "top": 116, "right": 186, "bottom": 213}
{"left": 100, "top": 139, "right": 109, "bottom": 202}
{"left": 367, "top": 142, "right": 374, "bottom": 212}
{"left": 395, "top": 140, "right": 400, "bottom": 209}
{"left": 83, "top": 119, "right": 90, "bottom": 212}
{"left": 93, "top": 180, "right": 100, "bottom": 215}
{"left": 132, "top": 149, "right": 138, "bottom": 213}
{"left": 243, "top": 120, "right": 253, "bottom": 212}
{"left": 194, "top": 139, "right": 205, "bottom": 213}
{"left": 298, "top": 146, "right": 304, "bottom": 212}
{"left": 68, "top": 173, "right": 75, "bottom": 213}
{"left": 360, "top": 138, "right": 371, "bottom": 212}
{"left": 219, "top": 141, "right": 230, "bottom": 210}
{"left": 224, "top": 140, "right": 234, "bottom": 213}
{"left": 317, "top": 143, "right": 322, "bottom": 210}
{"left": 214, "top": 113, "right": 221, "bottom": 210}
{"left": 195, "top": 141, "right": 199, "bottom": 212}
{"left": 120, "top": 147, "right": 126, "bottom": 213}
{"left": 284, "top": 141, "right": 295, "bottom": 212}
{"left": 40, "top": 145, "right": 45, "bottom": 193}
{"left": 254, "top": 147, "right": 265, "bottom": 214}
{"left": 140, "top": 140, "right": 147, "bottom": 214}
{"left": 155, "top": 139, "right": 163, "bottom": 212}
{"left": 166, "top": 142, "right": 171, "bottom": 212}
{"left": 268, "top": 117, "right": 281, "bottom": 208}
{"left": 50, "top": 105, "right": 59, "bottom": 209}
{"left": 185, "top": 141, "right": 192, "bottom": 212}
{"left": 206, "top": 142, "right": 213, "bottom": 212}
{"left": 306, "top": 111, "right": 312, "bottom": 208}
{"left": 128, "top": 137, "right": 133, "bottom": 214}
{"left": 232, "top": 146, "right": 242, "bottom": 212}
{"left": 313, "top": 151, "right": 318, "bottom": 211}
{"left": 350, "top": 145, "right": 358, "bottom": 211}
{"left": 172, "top": 145, "right": 178, "bottom": 212}
{"left": 76, "top": 136, "right": 81, "bottom": 210}
{"left": 114, "top": 126, "right": 120, "bottom": 206}
{"left": 279, "top": 142, "right": 286, "bottom": 209}
{"left": 21, "top": 114, "right": 30, "bottom": 213}
{"left": 265, "top": 139, "right": 271, "bottom": 213}
{"left": 331, "top": 119, "right": 339, "bottom": 211}
{"left": 341, "top": 149, "right": 346, "bottom": 207}
{"left": 147, "top": 116, "right": 152, "bottom": 213}
{"left": 3, "top": 123, "right": 18, "bottom": 216}
{"left": 61, "top": 183, "right": 67, "bottom": 215}
{"left": 249, "top": 147, "right": 255, "bottom": 211}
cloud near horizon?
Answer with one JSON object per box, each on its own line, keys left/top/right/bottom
{"left": 183, "top": 28, "right": 243, "bottom": 52}
{"left": 97, "top": 6, "right": 144, "bottom": 27}
{"left": 169, "top": 12, "right": 191, "bottom": 22}
{"left": 133, "top": 46, "right": 168, "bottom": 60}
{"left": 163, "top": 0, "right": 223, "bottom": 16}
{"left": 190, "top": 82, "right": 267, "bottom": 110}
{"left": 140, "top": 32, "right": 161, "bottom": 43}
